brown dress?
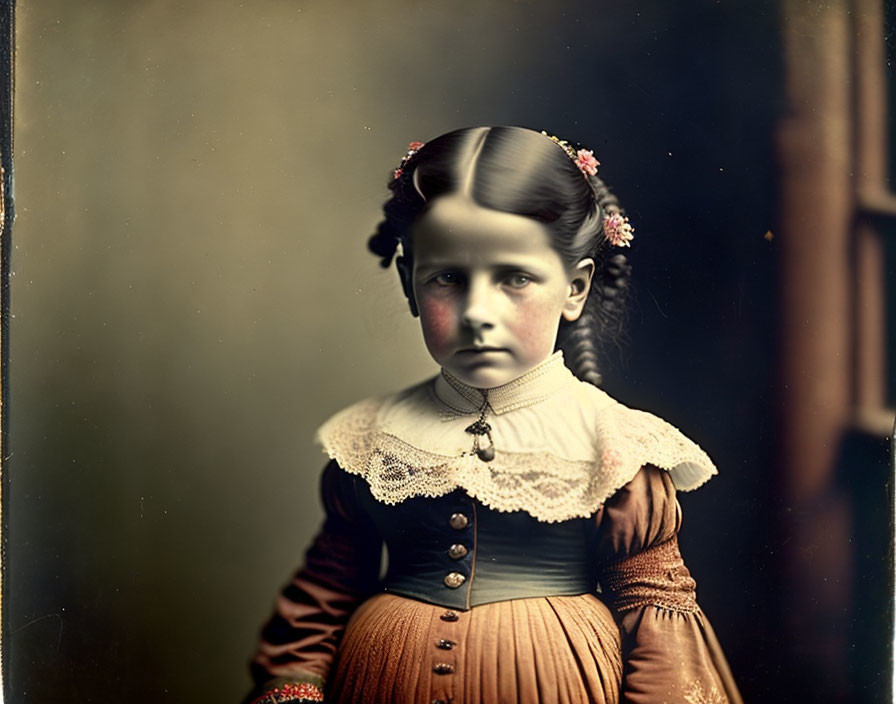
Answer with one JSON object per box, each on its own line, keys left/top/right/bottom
{"left": 246, "top": 461, "right": 742, "bottom": 704}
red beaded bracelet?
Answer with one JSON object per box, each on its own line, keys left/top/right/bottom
{"left": 250, "top": 681, "right": 324, "bottom": 704}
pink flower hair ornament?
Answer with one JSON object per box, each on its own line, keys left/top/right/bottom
{"left": 575, "top": 149, "right": 600, "bottom": 176}
{"left": 392, "top": 141, "right": 425, "bottom": 180}
{"left": 541, "top": 130, "right": 634, "bottom": 248}
{"left": 602, "top": 212, "right": 635, "bottom": 247}
{"left": 540, "top": 131, "right": 601, "bottom": 177}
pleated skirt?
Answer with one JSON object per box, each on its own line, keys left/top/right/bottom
{"left": 327, "top": 592, "right": 623, "bottom": 704}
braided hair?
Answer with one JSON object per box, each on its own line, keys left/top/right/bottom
{"left": 367, "top": 126, "right": 631, "bottom": 387}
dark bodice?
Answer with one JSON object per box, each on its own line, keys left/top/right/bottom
{"left": 355, "top": 478, "right": 596, "bottom": 610}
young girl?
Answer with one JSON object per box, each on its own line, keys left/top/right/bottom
{"left": 244, "top": 126, "right": 742, "bottom": 704}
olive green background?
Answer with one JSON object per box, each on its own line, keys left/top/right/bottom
{"left": 9, "top": 1, "right": 783, "bottom": 701}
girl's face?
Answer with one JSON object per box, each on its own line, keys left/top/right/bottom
{"left": 405, "top": 195, "right": 594, "bottom": 389}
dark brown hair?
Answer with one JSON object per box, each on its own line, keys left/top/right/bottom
{"left": 368, "top": 126, "right": 631, "bottom": 386}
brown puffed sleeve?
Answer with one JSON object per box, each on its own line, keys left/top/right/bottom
{"left": 244, "top": 460, "right": 383, "bottom": 703}
{"left": 593, "top": 465, "right": 743, "bottom": 704}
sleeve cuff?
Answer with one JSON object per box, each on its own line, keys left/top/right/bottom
{"left": 245, "top": 675, "right": 325, "bottom": 704}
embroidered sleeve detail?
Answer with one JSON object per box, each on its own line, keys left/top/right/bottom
{"left": 250, "top": 680, "right": 324, "bottom": 703}
{"left": 598, "top": 535, "right": 699, "bottom": 614}
{"left": 314, "top": 389, "right": 717, "bottom": 523}
{"left": 685, "top": 681, "right": 729, "bottom": 704}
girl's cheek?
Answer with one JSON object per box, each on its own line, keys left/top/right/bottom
{"left": 506, "top": 297, "right": 560, "bottom": 355}
{"left": 418, "top": 297, "right": 457, "bottom": 355}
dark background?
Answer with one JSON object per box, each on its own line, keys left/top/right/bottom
{"left": 6, "top": 1, "right": 892, "bottom": 702}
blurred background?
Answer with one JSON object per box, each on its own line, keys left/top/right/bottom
{"left": 6, "top": 1, "right": 894, "bottom": 702}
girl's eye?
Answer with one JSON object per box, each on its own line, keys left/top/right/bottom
{"left": 505, "top": 274, "right": 532, "bottom": 288}
{"left": 433, "top": 272, "right": 462, "bottom": 286}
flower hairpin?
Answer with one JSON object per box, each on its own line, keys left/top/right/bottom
{"left": 541, "top": 130, "right": 634, "bottom": 248}
{"left": 602, "top": 212, "right": 635, "bottom": 247}
{"left": 575, "top": 149, "right": 600, "bottom": 176}
{"left": 540, "top": 131, "right": 600, "bottom": 177}
{"left": 392, "top": 141, "right": 425, "bottom": 180}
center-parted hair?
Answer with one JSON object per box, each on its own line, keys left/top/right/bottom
{"left": 368, "top": 125, "right": 632, "bottom": 387}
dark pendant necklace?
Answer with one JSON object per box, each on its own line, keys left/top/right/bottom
{"left": 465, "top": 391, "right": 495, "bottom": 462}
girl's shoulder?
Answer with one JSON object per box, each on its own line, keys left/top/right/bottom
{"left": 312, "top": 375, "right": 442, "bottom": 472}
{"left": 575, "top": 383, "right": 719, "bottom": 493}
{"left": 313, "top": 376, "right": 437, "bottom": 440}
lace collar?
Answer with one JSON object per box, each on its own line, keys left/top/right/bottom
{"left": 315, "top": 353, "right": 718, "bottom": 523}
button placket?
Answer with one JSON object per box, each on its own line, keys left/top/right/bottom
{"left": 444, "top": 510, "right": 472, "bottom": 599}
{"left": 431, "top": 609, "right": 462, "bottom": 704}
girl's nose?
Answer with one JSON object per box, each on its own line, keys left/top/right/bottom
{"left": 461, "top": 279, "right": 496, "bottom": 334}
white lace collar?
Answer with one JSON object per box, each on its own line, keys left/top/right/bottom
{"left": 315, "top": 352, "right": 717, "bottom": 523}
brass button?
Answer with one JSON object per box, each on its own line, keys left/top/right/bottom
{"left": 448, "top": 543, "right": 468, "bottom": 560}
{"left": 440, "top": 610, "right": 459, "bottom": 622}
{"left": 448, "top": 512, "right": 469, "bottom": 530}
{"left": 443, "top": 572, "right": 466, "bottom": 588}
{"left": 436, "top": 638, "right": 456, "bottom": 650}
{"left": 433, "top": 662, "right": 455, "bottom": 675}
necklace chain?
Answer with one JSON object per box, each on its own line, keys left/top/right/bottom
{"left": 464, "top": 391, "right": 495, "bottom": 461}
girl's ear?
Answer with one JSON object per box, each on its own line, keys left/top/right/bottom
{"left": 395, "top": 256, "right": 420, "bottom": 317}
{"left": 561, "top": 258, "right": 595, "bottom": 322}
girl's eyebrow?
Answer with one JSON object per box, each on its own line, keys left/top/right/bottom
{"left": 413, "top": 259, "right": 457, "bottom": 274}
{"left": 414, "top": 257, "right": 551, "bottom": 276}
